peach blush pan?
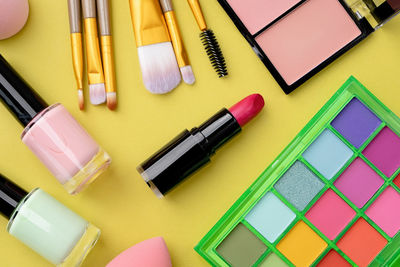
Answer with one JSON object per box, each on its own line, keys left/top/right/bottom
{"left": 255, "top": 0, "right": 361, "bottom": 86}
{"left": 225, "top": 0, "right": 303, "bottom": 35}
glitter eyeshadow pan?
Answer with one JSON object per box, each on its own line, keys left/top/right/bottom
{"left": 196, "top": 77, "right": 400, "bottom": 266}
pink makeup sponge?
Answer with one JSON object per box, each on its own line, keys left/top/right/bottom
{"left": 0, "top": 0, "right": 29, "bottom": 40}
{"left": 106, "top": 237, "right": 172, "bottom": 267}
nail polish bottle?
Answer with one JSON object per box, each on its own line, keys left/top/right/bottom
{"left": 0, "top": 54, "right": 111, "bottom": 194}
{"left": 0, "top": 173, "right": 100, "bottom": 266}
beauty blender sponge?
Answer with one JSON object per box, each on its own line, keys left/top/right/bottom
{"left": 0, "top": 0, "right": 29, "bottom": 40}
{"left": 106, "top": 237, "right": 172, "bottom": 267}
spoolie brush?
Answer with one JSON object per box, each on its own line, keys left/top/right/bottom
{"left": 187, "top": 0, "right": 227, "bottom": 78}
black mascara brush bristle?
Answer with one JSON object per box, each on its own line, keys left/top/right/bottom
{"left": 200, "top": 29, "right": 228, "bottom": 78}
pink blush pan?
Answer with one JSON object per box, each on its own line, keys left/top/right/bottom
{"left": 226, "top": 0, "right": 302, "bottom": 35}
{"left": 255, "top": 0, "right": 361, "bottom": 85}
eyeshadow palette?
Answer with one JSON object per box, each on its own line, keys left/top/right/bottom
{"left": 196, "top": 77, "right": 400, "bottom": 267}
{"left": 218, "top": 0, "right": 400, "bottom": 93}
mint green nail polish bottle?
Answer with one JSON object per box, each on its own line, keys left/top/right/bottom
{"left": 0, "top": 173, "right": 100, "bottom": 266}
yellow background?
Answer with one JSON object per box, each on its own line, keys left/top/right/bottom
{"left": 0, "top": 1, "right": 399, "bottom": 266}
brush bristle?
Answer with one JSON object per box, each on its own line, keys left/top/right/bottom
{"left": 200, "top": 30, "right": 228, "bottom": 78}
{"left": 89, "top": 83, "right": 106, "bottom": 105}
{"left": 180, "top": 65, "right": 195, "bottom": 85}
{"left": 138, "top": 42, "right": 181, "bottom": 94}
{"left": 78, "top": 89, "right": 84, "bottom": 110}
{"left": 107, "top": 92, "right": 117, "bottom": 110}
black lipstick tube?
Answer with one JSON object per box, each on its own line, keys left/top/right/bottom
{"left": 137, "top": 108, "right": 241, "bottom": 198}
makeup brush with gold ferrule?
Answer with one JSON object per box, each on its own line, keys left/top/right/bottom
{"left": 187, "top": 0, "right": 227, "bottom": 78}
{"left": 97, "top": 0, "right": 117, "bottom": 110}
{"left": 160, "top": 0, "right": 195, "bottom": 85}
{"left": 67, "top": 0, "right": 84, "bottom": 110}
{"left": 82, "top": 0, "right": 106, "bottom": 105}
{"left": 129, "top": 0, "right": 181, "bottom": 94}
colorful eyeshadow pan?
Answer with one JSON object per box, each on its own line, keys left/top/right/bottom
{"left": 394, "top": 174, "right": 400, "bottom": 188}
{"left": 216, "top": 223, "right": 267, "bottom": 266}
{"left": 196, "top": 77, "right": 400, "bottom": 266}
{"left": 366, "top": 187, "right": 400, "bottom": 237}
{"left": 277, "top": 221, "right": 326, "bottom": 267}
{"left": 334, "top": 158, "right": 384, "bottom": 208}
{"left": 363, "top": 126, "right": 400, "bottom": 177}
{"left": 274, "top": 161, "right": 324, "bottom": 211}
{"left": 331, "top": 98, "right": 381, "bottom": 148}
{"left": 337, "top": 219, "right": 387, "bottom": 267}
{"left": 306, "top": 190, "right": 355, "bottom": 240}
{"left": 259, "top": 252, "right": 289, "bottom": 267}
{"left": 303, "top": 129, "right": 353, "bottom": 180}
{"left": 246, "top": 192, "right": 296, "bottom": 243}
{"left": 316, "top": 250, "right": 351, "bottom": 267}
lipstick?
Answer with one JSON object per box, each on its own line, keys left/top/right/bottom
{"left": 0, "top": 54, "right": 111, "bottom": 194}
{"left": 137, "top": 94, "right": 265, "bottom": 198}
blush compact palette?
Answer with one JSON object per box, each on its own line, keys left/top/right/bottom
{"left": 217, "top": 0, "right": 400, "bottom": 93}
{"left": 196, "top": 77, "right": 400, "bottom": 266}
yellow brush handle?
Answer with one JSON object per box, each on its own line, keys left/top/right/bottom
{"left": 187, "top": 0, "right": 207, "bottom": 31}
{"left": 129, "top": 0, "right": 171, "bottom": 47}
{"left": 164, "top": 11, "right": 190, "bottom": 68}
{"left": 84, "top": 18, "right": 105, "bottom": 84}
{"left": 70, "top": 33, "right": 83, "bottom": 90}
{"left": 101, "top": 35, "right": 116, "bottom": 93}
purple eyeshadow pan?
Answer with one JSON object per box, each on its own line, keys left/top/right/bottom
{"left": 331, "top": 98, "right": 381, "bottom": 148}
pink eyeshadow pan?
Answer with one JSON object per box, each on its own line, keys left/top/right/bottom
{"left": 334, "top": 158, "right": 384, "bottom": 208}
{"left": 366, "top": 187, "right": 400, "bottom": 237}
{"left": 363, "top": 127, "right": 400, "bottom": 177}
{"left": 226, "top": 0, "right": 302, "bottom": 35}
{"left": 306, "top": 189, "right": 355, "bottom": 240}
{"left": 254, "top": 0, "right": 361, "bottom": 85}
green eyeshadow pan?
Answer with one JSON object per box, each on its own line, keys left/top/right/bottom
{"left": 260, "top": 252, "right": 289, "bottom": 267}
{"left": 216, "top": 223, "right": 267, "bottom": 266}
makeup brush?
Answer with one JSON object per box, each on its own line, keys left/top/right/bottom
{"left": 97, "top": 0, "right": 117, "bottom": 110}
{"left": 160, "top": 0, "right": 195, "bottom": 85}
{"left": 67, "top": 0, "right": 84, "bottom": 110}
{"left": 82, "top": 0, "right": 106, "bottom": 105}
{"left": 187, "top": 0, "right": 227, "bottom": 78}
{"left": 129, "top": 0, "right": 181, "bottom": 94}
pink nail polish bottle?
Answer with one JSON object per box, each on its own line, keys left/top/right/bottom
{"left": 0, "top": 54, "right": 111, "bottom": 194}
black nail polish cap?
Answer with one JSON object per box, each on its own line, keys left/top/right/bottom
{"left": 0, "top": 54, "right": 48, "bottom": 127}
{"left": 0, "top": 173, "right": 28, "bottom": 220}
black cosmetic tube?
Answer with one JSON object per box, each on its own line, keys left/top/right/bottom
{"left": 137, "top": 108, "right": 241, "bottom": 197}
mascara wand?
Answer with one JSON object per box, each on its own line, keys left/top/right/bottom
{"left": 187, "top": 0, "right": 228, "bottom": 78}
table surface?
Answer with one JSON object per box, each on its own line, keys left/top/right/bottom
{"left": 0, "top": 1, "right": 399, "bottom": 266}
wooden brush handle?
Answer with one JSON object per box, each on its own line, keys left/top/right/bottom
{"left": 187, "top": 0, "right": 207, "bottom": 31}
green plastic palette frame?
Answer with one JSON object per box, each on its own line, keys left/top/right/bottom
{"left": 195, "top": 76, "right": 400, "bottom": 266}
